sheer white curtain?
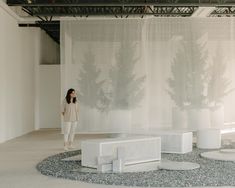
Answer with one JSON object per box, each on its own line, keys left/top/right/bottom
{"left": 61, "top": 18, "right": 235, "bottom": 133}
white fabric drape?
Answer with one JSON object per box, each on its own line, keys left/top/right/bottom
{"left": 61, "top": 18, "right": 235, "bottom": 132}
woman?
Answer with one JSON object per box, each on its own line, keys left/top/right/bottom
{"left": 61, "top": 88, "right": 79, "bottom": 151}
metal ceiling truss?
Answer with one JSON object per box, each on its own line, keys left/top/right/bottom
{"left": 210, "top": 6, "right": 235, "bottom": 16}
{"left": 6, "top": 0, "right": 235, "bottom": 43}
{"left": 7, "top": 0, "right": 235, "bottom": 18}
{"left": 6, "top": 0, "right": 235, "bottom": 7}
{"left": 21, "top": 6, "right": 197, "bottom": 17}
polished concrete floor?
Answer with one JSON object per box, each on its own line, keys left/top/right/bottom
{"left": 0, "top": 129, "right": 234, "bottom": 188}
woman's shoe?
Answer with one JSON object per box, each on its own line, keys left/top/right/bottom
{"left": 68, "top": 145, "right": 76, "bottom": 149}
{"left": 64, "top": 146, "right": 69, "bottom": 151}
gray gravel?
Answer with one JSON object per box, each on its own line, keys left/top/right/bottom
{"left": 36, "top": 144, "right": 235, "bottom": 187}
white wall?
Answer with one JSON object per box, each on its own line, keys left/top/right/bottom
{"left": 37, "top": 65, "right": 61, "bottom": 129}
{"left": 0, "top": 2, "right": 60, "bottom": 142}
{"left": 0, "top": 6, "right": 39, "bottom": 143}
{"left": 0, "top": 8, "right": 6, "bottom": 142}
{"left": 34, "top": 31, "right": 60, "bottom": 130}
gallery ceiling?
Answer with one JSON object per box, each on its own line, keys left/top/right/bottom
{"left": 7, "top": 0, "right": 235, "bottom": 43}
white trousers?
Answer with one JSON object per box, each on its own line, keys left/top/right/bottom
{"left": 63, "top": 121, "right": 77, "bottom": 143}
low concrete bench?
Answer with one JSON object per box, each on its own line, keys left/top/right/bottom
{"left": 151, "top": 130, "right": 193, "bottom": 154}
{"left": 133, "top": 130, "right": 193, "bottom": 154}
{"left": 81, "top": 136, "right": 161, "bottom": 168}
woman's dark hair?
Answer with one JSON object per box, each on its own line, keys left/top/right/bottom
{"left": 65, "top": 88, "right": 77, "bottom": 104}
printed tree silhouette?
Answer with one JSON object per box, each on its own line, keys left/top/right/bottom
{"left": 96, "top": 81, "right": 113, "bottom": 112}
{"left": 77, "top": 48, "right": 106, "bottom": 109}
{"left": 167, "top": 45, "right": 189, "bottom": 110}
{"left": 207, "top": 45, "right": 234, "bottom": 106}
{"left": 185, "top": 40, "right": 209, "bottom": 108}
{"left": 110, "top": 42, "right": 145, "bottom": 110}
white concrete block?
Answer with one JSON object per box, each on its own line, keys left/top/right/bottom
{"left": 197, "top": 129, "right": 221, "bottom": 149}
{"left": 97, "top": 155, "right": 115, "bottom": 165}
{"left": 117, "top": 147, "right": 125, "bottom": 160}
{"left": 113, "top": 159, "right": 123, "bottom": 173}
{"left": 151, "top": 130, "right": 192, "bottom": 154}
{"left": 97, "top": 163, "right": 112, "bottom": 172}
{"left": 81, "top": 136, "right": 161, "bottom": 168}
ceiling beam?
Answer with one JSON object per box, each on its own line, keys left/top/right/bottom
{"left": 7, "top": 2, "right": 235, "bottom": 7}
{"left": 22, "top": 6, "right": 197, "bottom": 17}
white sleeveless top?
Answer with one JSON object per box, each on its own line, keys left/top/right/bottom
{"left": 61, "top": 99, "right": 79, "bottom": 122}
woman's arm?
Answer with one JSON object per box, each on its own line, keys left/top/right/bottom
{"left": 76, "top": 101, "right": 79, "bottom": 114}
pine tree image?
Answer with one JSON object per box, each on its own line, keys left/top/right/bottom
{"left": 96, "top": 81, "right": 113, "bottom": 112}
{"left": 110, "top": 42, "right": 145, "bottom": 110}
{"left": 207, "top": 45, "right": 234, "bottom": 106}
{"left": 167, "top": 44, "right": 189, "bottom": 110}
{"left": 77, "top": 47, "right": 105, "bottom": 109}
{"left": 185, "top": 40, "right": 208, "bottom": 108}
